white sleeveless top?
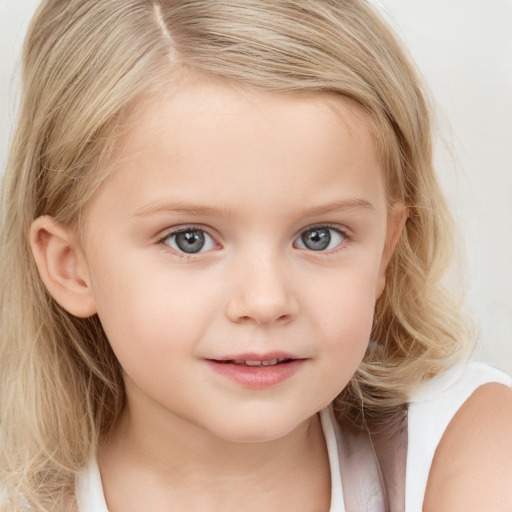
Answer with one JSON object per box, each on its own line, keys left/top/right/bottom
{"left": 77, "top": 362, "right": 511, "bottom": 512}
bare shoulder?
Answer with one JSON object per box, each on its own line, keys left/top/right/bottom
{"left": 423, "top": 382, "right": 512, "bottom": 511}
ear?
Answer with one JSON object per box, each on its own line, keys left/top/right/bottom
{"left": 30, "top": 216, "right": 97, "bottom": 318}
{"left": 375, "top": 203, "right": 408, "bottom": 300}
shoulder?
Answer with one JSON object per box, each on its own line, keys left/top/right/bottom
{"left": 423, "top": 381, "right": 512, "bottom": 511}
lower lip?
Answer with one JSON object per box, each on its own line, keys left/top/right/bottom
{"left": 205, "top": 359, "right": 305, "bottom": 388}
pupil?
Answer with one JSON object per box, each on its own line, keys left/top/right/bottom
{"left": 176, "top": 231, "right": 205, "bottom": 253}
{"left": 302, "top": 228, "right": 331, "bottom": 251}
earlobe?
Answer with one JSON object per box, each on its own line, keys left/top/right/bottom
{"left": 30, "top": 216, "right": 97, "bottom": 318}
{"left": 375, "top": 203, "right": 408, "bottom": 300}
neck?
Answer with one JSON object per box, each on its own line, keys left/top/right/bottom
{"left": 97, "top": 385, "right": 331, "bottom": 512}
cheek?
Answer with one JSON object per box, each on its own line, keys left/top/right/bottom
{"left": 306, "top": 267, "right": 378, "bottom": 379}
{"left": 90, "top": 277, "right": 201, "bottom": 395}
{"left": 307, "top": 263, "right": 379, "bottom": 333}
{"left": 88, "top": 254, "right": 219, "bottom": 358}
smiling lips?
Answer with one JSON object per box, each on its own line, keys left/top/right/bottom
{"left": 217, "top": 357, "right": 294, "bottom": 366}
{"left": 206, "top": 353, "right": 306, "bottom": 388}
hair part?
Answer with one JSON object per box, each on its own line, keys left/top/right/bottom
{"left": 0, "top": 0, "right": 473, "bottom": 509}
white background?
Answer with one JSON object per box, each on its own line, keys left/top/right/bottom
{"left": 1, "top": 0, "right": 511, "bottom": 374}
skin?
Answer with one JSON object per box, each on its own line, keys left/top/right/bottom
{"left": 31, "top": 72, "right": 405, "bottom": 511}
{"left": 30, "top": 73, "right": 512, "bottom": 510}
{"left": 424, "top": 383, "right": 512, "bottom": 511}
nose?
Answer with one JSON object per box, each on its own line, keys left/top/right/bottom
{"left": 225, "top": 252, "right": 299, "bottom": 326}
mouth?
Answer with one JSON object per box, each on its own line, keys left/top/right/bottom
{"left": 212, "top": 357, "right": 296, "bottom": 367}
{"left": 205, "top": 353, "right": 306, "bottom": 388}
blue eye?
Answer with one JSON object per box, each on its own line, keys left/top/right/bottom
{"left": 295, "top": 226, "right": 345, "bottom": 251}
{"left": 163, "top": 228, "right": 216, "bottom": 254}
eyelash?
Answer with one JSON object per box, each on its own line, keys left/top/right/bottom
{"left": 156, "top": 225, "right": 217, "bottom": 258}
{"left": 294, "top": 223, "right": 350, "bottom": 254}
{"left": 156, "top": 223, "right": 350, "bottom": 257}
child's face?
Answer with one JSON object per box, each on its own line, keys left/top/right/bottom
{"left": 78, "top": 74, "right": 403, "bottom": 442}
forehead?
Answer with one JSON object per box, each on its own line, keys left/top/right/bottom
{"left": 85, "top": 74, "right": 386, "bottom": 226}
{"left": 119, "top": 70, "right": 376, "bottom": 154}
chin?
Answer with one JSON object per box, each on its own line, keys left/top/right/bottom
{"left": 207, "top": 413, "right": 315, "bottom": 444}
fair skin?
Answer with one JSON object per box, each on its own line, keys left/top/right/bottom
{"left": 424, "top": 382, "right": 512, "bottom": 511}
{"left": 30, "top": 74, "right": 512, "bottom": 510}
{"left": 31, "top": 74, "right": 404, "bottom": 511}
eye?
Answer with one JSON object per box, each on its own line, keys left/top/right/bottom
{"left": 295, "top": 226, "right": 346, "bottom": 252}
{"left": 162, "top": 228, "right": 217, "bottom": 254}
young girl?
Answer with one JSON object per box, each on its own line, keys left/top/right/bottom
{"left": 1, "top": 1, "right": 511, "bottom": 510}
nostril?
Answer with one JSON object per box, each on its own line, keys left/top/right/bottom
{"left": 235, "top": 313, "right": 294, "bottom": 326}
{"left": 277, "top": 314, "right": 293, "bottom": 323}
{"left": 225, "top": 285, "right": 299, "bottom": 325}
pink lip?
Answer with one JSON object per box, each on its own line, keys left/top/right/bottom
{"left": 212, "top": 351, "right": 300, "bottom": 362}
{"left": 205, "top": 352, "right": 306, "bottom": 389}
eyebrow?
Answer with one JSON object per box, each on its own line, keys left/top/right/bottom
{"left": 133, "top": 202, "right": 239, "bottom": 219}
{"left": 300, "top": 198, "right": 374, "bottom": 216}
{"left": 132, "top": 198, "right": 374, "bottom": 219}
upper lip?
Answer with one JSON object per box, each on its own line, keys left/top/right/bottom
{"left": 208, "top": 352, "right": 303, "bottom": 362}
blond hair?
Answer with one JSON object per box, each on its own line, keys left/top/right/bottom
{"left": 0, "top": 0, "right": 473, "bottom": 509}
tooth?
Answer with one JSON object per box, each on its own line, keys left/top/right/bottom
{"left": 245, "top": 360, "right": 262, "bottom": 366}
{"left": 233, "top": 359, "right": 245, "bottom": 365}
{"left": 261, "top": 359, "right": 278, "bottom": 366}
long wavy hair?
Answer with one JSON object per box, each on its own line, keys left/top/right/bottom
{"left": 0, "top": 0, "right": 473, "bottom": 509}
